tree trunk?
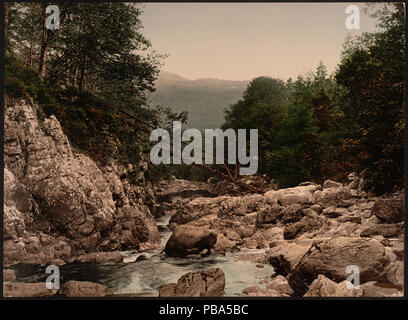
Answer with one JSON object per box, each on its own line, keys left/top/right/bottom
{"left": 29, "top": 34, "right": 34, "bottom": 68}
{"left": 79, "top": 56, "right": 86, "bottom": 92}
{"left": 38, "top": 6, "right": 48, "bottom": 77}
{"left": 4, "top": 2, "right": 8, "bottom": 52}
{"left": 73, "top": 63, "right": 79, "bottom": 87}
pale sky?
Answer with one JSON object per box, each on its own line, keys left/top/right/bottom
{"left": 140, "top": 2, "right": 379, "bottom": 81}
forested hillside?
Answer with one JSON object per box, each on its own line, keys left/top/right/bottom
{"left": 151, "top": 71, "right": 249, "bottom": 129}
{"left": 4, "top": 2, "right": 184, "bottom": 180}
{"left": 223, "top": 3, "right": 405, "bottom": 194}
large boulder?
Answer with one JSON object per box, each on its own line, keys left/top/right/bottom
{"left": 4, "top": 282, "right": 57, "bottom": 297}
{"left": 264, "top": 186, "right": 316, "bottom": 206}
{"left": 58, "top": 280, "right": 113, "bottom": 297}
{"left": 267, "top": 240, "right": 314, "bottom": 276}
{"left": 385, "top": 261, "right": 404, "bottom": 290}
{"left": 304, "top": 275, "right": 362, "bottom": 297}
{"left": 288, "top": 237, "right": 390, "bottom": 296}
{"left": 159, "top": 268, "right": 225, "bottom": 297}
{"left": 313, "top": 186, "right": 352, "bottom": 208}
{"left": 164, "top": 225, "right": 217, "bottom": 257}
{"left": 372, "top": 197, "right": 404, "bottom": 223}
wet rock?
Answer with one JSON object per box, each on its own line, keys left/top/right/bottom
{"left": 4, "top": 234, "right": 72, "bottom": 266}
{"left": 372, "top": 197, "right": 404, "bottom": 223}
{"left": 4, "top": 282, "right": 57, "bottom": 297}
{"left": 165, "top": 225, "right": 217, "bottom": 257}
{"left": 288, "top": 237, "right": 390, "bottom": 296}
{"left": 59, "top": 280, "right": 113, "bottom": 297}
{"left": 199, "top": 249, "right": 210, "bottom": 257}
{"left": 159, "top": 268, "right": 225, "bottom": 297}
{"left": 360, "top": 223, "right": 403, "bottom": 238}
{"left": 235, "top": 252, "right": 266, "bottom": 264}
{"left": 68, "top": 252, "right": 124, "bottom": 264}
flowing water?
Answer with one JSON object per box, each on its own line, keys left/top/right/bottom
{"left": 9, "top": 213, "right": 274, "bottom": 297}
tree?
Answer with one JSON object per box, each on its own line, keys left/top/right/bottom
{"left": 223, "top": 77, "right": 290, "bottom": 172}
{"left": 335, "top": 3, "right": 405, "bottom": 193}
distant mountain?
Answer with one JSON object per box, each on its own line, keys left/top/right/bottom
{"left": 150, "top": 71, "right": 249, "bottom": 130}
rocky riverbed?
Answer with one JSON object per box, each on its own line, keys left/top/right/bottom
{"left": 3, "top": 98, "right": 405, "bottom": 297}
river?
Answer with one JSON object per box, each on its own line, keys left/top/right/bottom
{"left": 9, "top": 213, "right": 274, "bottom": 297}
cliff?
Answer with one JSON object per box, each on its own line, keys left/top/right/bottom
{"left": 4, "top": 97, "right": 160, "bottom": 266}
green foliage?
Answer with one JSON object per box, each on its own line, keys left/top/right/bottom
{"left": 335, "top": 3, "right": 405, "bottom": 193}
{"left": 221, "top": 3, "right": 405, "bottom": 193}
{"left": 5, "top": 3, "right": 187, "bottom": 181}
{"left": 5, "top": 54, "right": 55, "bottom": 105}
{"left": 5, "top": 77, "right": 27, "bottom": 99}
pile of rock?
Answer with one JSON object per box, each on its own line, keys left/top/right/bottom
{"left": 159, "top": 268, "right": 225, "bottom": 297}
{"left": 161, "top": 174, "right": 404, "bottom": 297}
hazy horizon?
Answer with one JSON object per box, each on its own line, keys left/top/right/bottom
{"left": 141, "top": 3, "right": 379, "bottom": 81}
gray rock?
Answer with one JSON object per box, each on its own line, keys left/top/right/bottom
{"left": 281, "top": 204, "right": 303, "bottom": 223}
{"left": 3, "top": 269, "right": 16, "bottom": 281}
{"left": 385, "top": 261, "right": 403, "bottom": 289}
{"left": 267, "top": 240, "right": 313, "bottom": 276}
{"left": 159, "top": 268, "right": 225, "bottom": 297}
{"left": 4, "top": 282, "right": 57, "bottom": 297}
{"left": 59, "top": 280, "right": 113, "bottom": 297}
{"left": 68, "top": 252, "right": 124, "bottom": 264}
{"left": 165, "top": 225, "right": 217, "bottom": 257}
{"left": 283, "top": 216, "right": 321, "bottom": 240}
{"left": 372, "top": 197, "right": 404, "bottom": 223}
{"left": 288, "top": 237, "right": 390, "bottom": 296}
{"left": 360, "top": 223, "right": 403, "bottom": 238}
{"left": 256, "top": 204, "right": 282, "bottom": 225}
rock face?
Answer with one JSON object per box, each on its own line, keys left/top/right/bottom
{"left": 165, "top": 225, "right": 217, "bottom": 257}
{"left": 159, "top": 268, "right": 225, "bottom": 297}
{"left": 58, "top": 281, "right": 113, "bottom": 297}
{"left": 4, "top": 98, "right": 160, "bottom": 265}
